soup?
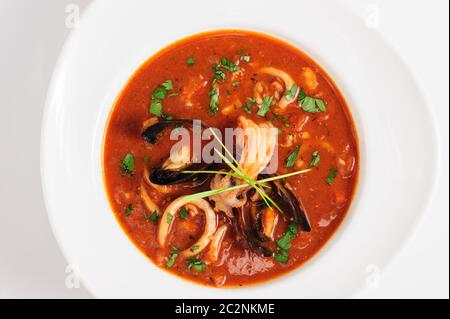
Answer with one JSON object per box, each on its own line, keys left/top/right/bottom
{"left": 103, "top": 30, "right": 359, "bottom": 287}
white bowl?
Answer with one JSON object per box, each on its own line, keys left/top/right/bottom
{"left": 41, "top": 0, "right": 438, "bottom": 298}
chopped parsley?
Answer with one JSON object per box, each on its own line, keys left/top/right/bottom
{"left": 236, "top": 49, "right": 246, "bottom": 55}
{"left": 187, "top": 255, "right": 206, "bottom": 272}
{"left": 219, "top": 57, "right": 239, "bottom": 72}
{"left": 149, "top": 100, "right": 163, "bottom": 117}
{"left": 232, "top": 81, "right": 240, "bottom": 87}
{"left": 310, "top": 151, "right": 320, "bottom": 167}
{"left": 190, "top": 245, "right": 200, "bottom": 252}
{"left": 272, "top": 112, "right": 290, "bottom": 128}
{"left": 326, "top": 168, "right": 338, "bottom": 185}
{"left": 257, "top": 96, "right": 273, "bottom": 117}
{"left": 209, "top": 88, "right": 219, "bottom": 115}
{"left": 285, "top": 146, "right": 300, "bottom": 168}
{"left": 179, "top": 207, "right": 188, "bottom": 220}
{"left": 243, "top": 97, "right": 256, "bottom": 114}
{"left": 120, "top": 153, "right": 135, "bottom": 176}
{"left": 166, "top": 246, "right": 180, "bottom": 269}
{"left": 124, "top": 204, "right": 133, "bottom": 217}
{"left": 240, "top": 55, "right": 251, "bottom": 62}
{"left": 150, "top": 80, "right": 175, "bottom": 117}
{"left": 274, "top": 249, "right": 289, "bottom": 264}
{"left": 150, "top": 210, "right": 158, "bottom": 223}
{"left": 161, "top": 113, "right": 173, "bottom": 120}
{"left": 284, "top": 84, "right": 298, "bottom": 101}
{"left": 212, "top": 65, "right": 226, "bottom": 83}
{"left": 186, "top": 56, "right": 195, "bottom": 66}
{"left": 161, "top": 80, "right": 173, "bottom": 90}
{"left": 274, "top": 222, "right": 299, "bottom": 264}
{"left": 298, "top": 87, "right": 327, "bottom": 113}
{"left": 166, "top": 213, "right": 174, "bottom": 224}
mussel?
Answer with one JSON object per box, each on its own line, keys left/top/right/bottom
{"left": 234, "top": 176, "right": 311, "bottom": 257}
{"left": 142, "top": 119, "right": 214, "bottom": 186}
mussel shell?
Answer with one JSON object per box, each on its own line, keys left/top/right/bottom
{"left": 141, "top": 119, "right": 207, "bottom": 144}
{"left": 150, "top": 162, "right": 212, "bottom": 186}
{"left": 142, "top": 119, "right": 216, "bottom": 185}
{"left": 234, "top": 201, "right": 277, "bottom": 257}
{"left": 234, "top": 175, "right": 311, "bottom": 257}
{"left": 269, "top": 178, "right": 311, "bottom": 232}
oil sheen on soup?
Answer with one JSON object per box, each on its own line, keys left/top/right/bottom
{"left": 103, "top": 30, "right": 359, "bottom": 287}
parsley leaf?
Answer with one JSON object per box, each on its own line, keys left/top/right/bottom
{"left": 166, "top": 246, "right": 180, "bottom": 269}
{"left": 275, "top": 249, "right": 289, "bottom": 264}
{"left": 179, "top": 207, "right": 188, "bottom": 220}
{"left": 219, "top": 57, "right": 239, "bottom": 72}
{"left": 326, "top": 168, "right": 338, "bottom": 185}
{"left": 284, "top": 84, "right": 298, "bottom": 101}
{"left": 190, "top": 245, "right": 200, "bottom": 252}
{"left": 150, "top": 210, "right": 158, "bottom": 223}
{"left": 209, "top": 88, "right": 219, "bottom": 115}
{"left": 161, "top": 80, "right": 173, "bottom": 91}
{"left": 297, "top": 87, "right": 327, "bottom": 113}
{"left": 274, "top": 222, "right": 299, "bottom": 263}
{"left": 187, "top": 255, "right": 206, "bottom": 272}
{"left": 310, "top": 151, "right": 320, "bottom": 167}
{"left": 186, "top": 56, "right": 195, "bottom": 66}
{"left": 285, "top": 146, "right": 300, "bottom": 168}
{"left": 120, "top": 153, "right": 135, "bottom": 176}
{"left": 152, "top": 87, "right": 168, "bottom": 100}
{"left": 124, "top": 204, "right": 133, "bottom": 217}
{"left": 240, "top": 55, "right": 251, "bottom": 62}
{"left": 149, "top": 100, "right": 163, "bottom": 117}
{"left": 166, "top": 213, "right": 173, "bottom": 224}
{"left": 257, "top": 96, "right": 273, "bottom": 117}
{"left": 272, "top": 112, "right": 290, "bottom": 128}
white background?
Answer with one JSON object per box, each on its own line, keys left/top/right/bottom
{"left": 0, "top": 0, "right": 448, "bottom": 298}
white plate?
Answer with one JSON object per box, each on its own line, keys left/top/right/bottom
{"left": 41, "top": 0, "right": 438, "bottom": 298}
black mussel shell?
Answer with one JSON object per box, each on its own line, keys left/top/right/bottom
{"left": 234, "top": 175, "right": 311, "bottom": 257}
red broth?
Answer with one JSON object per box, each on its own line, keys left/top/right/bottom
{"left": 103, "top": 30, "right": 359, "bottom": 287}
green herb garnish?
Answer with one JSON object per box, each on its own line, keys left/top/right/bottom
{"left": 240, "top": 55, "right": 251, "bottom": 62}
{"left": 298, "top": 88, "right": 326, "bottom": 113}
{"left": 186, "top": 56, "right": 195, "bottom": 66}
{"left": 150, "top": 210, "right": 158, "bottom": 223}
{"left": 190, "top": 245, "right": 200, "bottom": 252}
{"left": 166, "top": 213, "right": 174, "bottom": 224}
{"left": 166, "top": 246, "right": 180, "bottom": 269}
{"left": 274, "top": 222, "right": 299, "bottom": 264}
{"left": 179, "top": 207, "right": 188, "bottom": 220}
{"left": 275, "top": 249, "right": 289, "bottom": 264}
{"left": 187, "top": 255, "right": 206, "bottom": 272}
{"left": 310, "top": 151, "right": 320, "bottom": 167}
{"left": 284, "top": 84, "right": 298, "bottom": 101}
{"left": 326, "top": 168, "right": 338, "bottom": 185}
{"left": 286, "top": 146, "right": 300, "bottom": 168}
{"left": 257, "top": 96, "right": 273, "bottom": 117}
{"left": 120, "top": 153, "right": 135, "bottom": 176}
{"left": 124, "top": 204, "right": 133, "bottom": 217}
{"left": 272, "top": 112, "right": 290, "bottom": 128}
{"left": 150, "top": 80, "right": 175, "bottom": 117}
{"left": 236, "top": 49, "right": 246, "bottom": 55}
{"left": 149, "top": 100, "right": 163, "bottom": 117}
{"left": 219, "top": 57, "right": 239, "bottom": 72}
{"left": 232, "top": 81, "right": 240, "bottom": 87}
{"left": 209, "top": 88, "right": 219, "bottom": 115}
